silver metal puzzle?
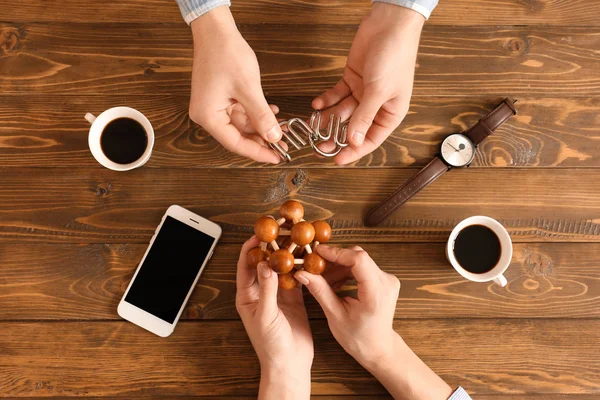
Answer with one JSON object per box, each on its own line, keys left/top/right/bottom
{"left": 269, "top": 110, "right": 350, "bottom": 162}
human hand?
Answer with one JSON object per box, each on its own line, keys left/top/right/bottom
{"left": 189, "top": 6, "right": 283, "bottom": 164}
{"left": 294, "top": 245, "right": 400, "bottom": 367}
{"left": 295, "top": 245, "right": 452, "bottom": 400}
{"left": 236, "top": 237, "right": 313, "bottom": 399}
{"left": 312, "top": 4, "right": 425, "bottom": 164}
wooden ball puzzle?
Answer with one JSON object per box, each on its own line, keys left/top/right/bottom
{"left": 250, "top": 200, "right": 332, "bottom": 289}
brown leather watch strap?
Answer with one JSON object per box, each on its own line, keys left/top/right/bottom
{"left": 466, "top": 98, "right": 517, "bottom": 145}
{"left": 364, "top": 157, "right": 449, "bottom": 227}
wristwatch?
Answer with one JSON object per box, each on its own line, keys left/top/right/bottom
{"left": 364, "top": 98, "right": 518, "bottom": 227}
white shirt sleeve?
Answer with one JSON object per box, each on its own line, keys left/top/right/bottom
{"left": 175, "top": 0, "right": 231, "bottom": 25}
{"left": 373, "top": 0, "right": 439, "bottom": 19}
{"left": 448, "top": 387, "right": 473, "bottom": 400}
{"left": 176, "top": 0, "right": 437, "bottom": 25}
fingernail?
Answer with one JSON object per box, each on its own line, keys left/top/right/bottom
{"left": 266, "top": 125, "right": 282, "bottom": 142}
{"left": 295, "top": 272, "right": 309, "bottom": 285}
{"left": 258, "top": 262, "right": 271, "bottom": 278}
{"left": 352, "top": 131, "right": 365, "bottom": 145}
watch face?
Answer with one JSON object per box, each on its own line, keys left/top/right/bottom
{"left": 440, "top": 133, "right": 475, "bottom": 167}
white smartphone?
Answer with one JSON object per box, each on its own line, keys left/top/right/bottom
{"left": 117, "top": 205, "right": 222, "bottom": 337}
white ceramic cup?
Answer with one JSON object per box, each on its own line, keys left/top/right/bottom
{"left": 446, "top": 216, "right": 512, "bottom": 287}
{"left": 85, "top": 107, "right": 154, "bottom": 171}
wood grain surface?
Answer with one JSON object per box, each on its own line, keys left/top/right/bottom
{"left": 2, "top": 0, "right": 599, "bottom": 398}
{"left": 2, "top": 23, "right": 600, "bottom": 97}
{"left": 3, "top": 0, "right": 600, "bottom": 26}
{"left": 0, "top": 168, "right": 598, "bottom": 243}
{"left": 12, "top": 397, "right": 600, "bottom": 400}
{"left": 1, "top": 95, "right": 598, "bottom": 168}
{"left": 1, "top": 242, "right": 598, "bottom": 321}
{"left": 2, "top": 320, "right": 599, "bottom": 397}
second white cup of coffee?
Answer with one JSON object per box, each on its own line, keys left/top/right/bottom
{"left": 85, "top": 107, "right": 154, "bottom": 171}
{"left": 446, "top": 216, "right": 512, "bottom": 287}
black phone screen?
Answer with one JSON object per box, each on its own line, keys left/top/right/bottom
{"left": 124, "top": 216, "right": 215, "bottom": 323}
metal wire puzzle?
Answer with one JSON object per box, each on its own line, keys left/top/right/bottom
{"left": 269, "top": 110, "right": 350, "bottom": 162}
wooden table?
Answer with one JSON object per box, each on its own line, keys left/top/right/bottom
{"left": 1, "top": 1, "right": 599, "bottom": 399}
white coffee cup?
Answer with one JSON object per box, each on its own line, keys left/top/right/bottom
{"left": 85, "top": 107, "right": 154, "bottom": 171}
{"left": 446, "top": 216, "right": 512, "bottom": 287}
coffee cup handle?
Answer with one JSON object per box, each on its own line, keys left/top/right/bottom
{"left": 85, "top": 113, "right": 96, "bottom": 125}
{"left": 493, "top": 274, "right": 508, "bottom": 287}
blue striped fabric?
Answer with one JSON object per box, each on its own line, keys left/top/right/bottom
{"left": 176, "top": 0, "right": 230, "bottom": 24}
{"left": 373, "top": 0, "right": 439, "bottom": 19}
{"left": 174, "top": 0, "right": 438, "bottom": 24}
{"left": 448, "top": 386, "right": 473, "bottom": 400}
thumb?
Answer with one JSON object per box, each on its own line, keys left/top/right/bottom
{"left": 348, "top": 87, "right": 386, "bottom": 146}
{"left": 295, "top": 270, "right": 343, "bottom": 318}
{"left": 239, "top": 88, "right": 283, "bottom": 143}
{"left": 256, "top": 261, "right": 279, "bottom": 319}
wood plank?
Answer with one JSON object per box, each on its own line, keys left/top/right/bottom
{"left": 5, "top": 397, "right": 400, "bottom": 400}
{"left": 1, "top": 243, "right": 598, "bottom": 321}
{"left": 10, "top": 398, "right": 394, "bottom": 400}
{"left": 1, "top": 95, "right": 598, "bottom": 168}
{"left": 2, "top": 23, "right": 600, "bottom": 97}
{"left": 0, "top": 168, "right": 599, "bottom": 243}
{"left": 3, "top": 0, "right": 600, "bottom": 26}
{"left": 1, "top": 320, "right": 598, "bottom": 397}
{"left": 11, "top": 397, "right": 600, "bottom": 400}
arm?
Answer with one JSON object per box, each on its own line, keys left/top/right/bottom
{"left": 236, "top": 237, "right": 312, "bottom": 400}
{"left": 366, "top": 334, "right": 454, "bottom": 400}
{"left": 259, "top": 369, "right": 311, "bottom": 400}
{"left": 295, "top": 246, "right": 471, "bottom": 400}
{"left": 174, "top": 1, "right": 284, "bottom": 164}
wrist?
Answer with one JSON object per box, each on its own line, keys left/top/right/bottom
{"left": 361, "top": 331, "right": 408, "bottom": 372}
{"left": 190, "top": 5, "right": 238, "bottom": 41}
{"left": 259, "top": 364, "right": 311, "bottom": 400}
{"left": 345, "top": 329, "right": 400, "bottom": 371}
{"left": 366, "top": 334, "right": 452, "bottom": 400}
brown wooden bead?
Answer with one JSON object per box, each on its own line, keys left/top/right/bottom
{"left": 247, "top": 247, "right": 268, "bottom": 269}
{"left": 254, "top": 216, "right": 279, "bottom": 243}
{"left": 269, "top": 249, "right": 295, "bottom": 274}
{"left": 279, "top": 200, "right": 304, "bottom": 222}
{"left": 291, "top": 221, "right": 315, "bottom": 246}
{"left": 303, "top": 253, "right": 326, "bottom": 275}
{"left": 312, "top": 220, "right": 332, "bottom": 243}
{"left": 278, "top": 272, "right": 298, "bottom": 290}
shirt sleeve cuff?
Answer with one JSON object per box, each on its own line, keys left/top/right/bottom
{"left": 448, "top": 387, "right": 472, "bottom": 400}
{"left": 372, "top": 0, "right": 438, "bottom": 19}
{"left": 177, "top": 0, "right": 231, "bottom": 25}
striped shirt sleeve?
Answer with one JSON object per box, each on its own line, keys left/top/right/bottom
{"left": 175, "top": 0, "right": 231, "bottom": 25}
{"left": 448, "top": 387, "right": 472, "bottom": 400}
{"left": 176, "top": 0, "right": 437, "bottom": 25}
{"left": 373, "top": 0, "right": 439, "bottom": 19}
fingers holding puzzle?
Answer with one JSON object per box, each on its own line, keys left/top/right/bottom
{"left": 249, "top": 200, "right": 332, "bottom": 289}
{"left": 237, "top": 200, "right": 455, "bottom": 399}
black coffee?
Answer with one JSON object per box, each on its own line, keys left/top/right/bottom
{"left": 100, "top": 118, "right": 148, "bottom": 164}
{"left": 453, "top": 224, "right": 501, "bottom": 274}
